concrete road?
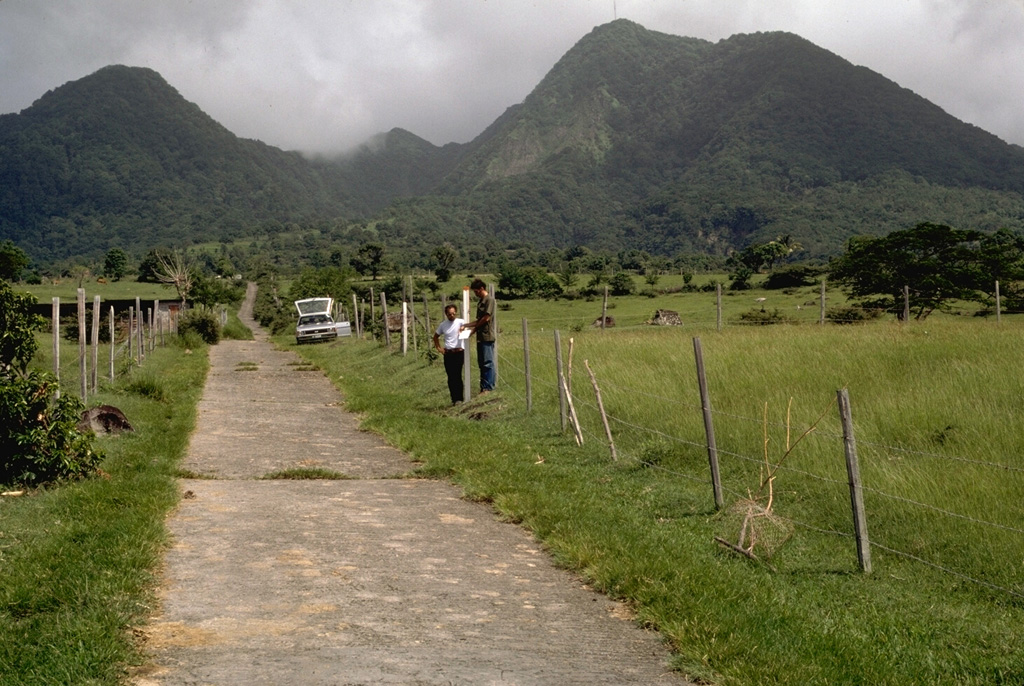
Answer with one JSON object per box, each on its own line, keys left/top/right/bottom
{"left": 134, "top": 284, "right": 689, "bottom": 686}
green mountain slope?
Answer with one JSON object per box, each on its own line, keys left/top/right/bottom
{"left": 0, "top": 65, "right": 355, "bottom": 262}
{"left": 3, "top": 20, "right": 1024, "bottom": 269}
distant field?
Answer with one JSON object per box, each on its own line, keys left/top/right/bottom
{"left": 19, "top": 279, "right": 178, "bottom": 302}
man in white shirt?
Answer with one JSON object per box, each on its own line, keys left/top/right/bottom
{"left": 433, "top": 304, "right": 465, "bottom": 405}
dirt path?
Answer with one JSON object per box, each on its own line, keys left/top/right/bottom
{"left": 135, "top": 284, "right": 689, "bottom": 685}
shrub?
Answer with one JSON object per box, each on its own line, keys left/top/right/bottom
{"left": 737, "top": 308, "right": 794, "bottom": 325}
{"left": 608, "top": 272, "right": 635, "bottom": 296}
{"left": 121, "top": 374, "right": 167, "bottom": 402}
{"left": 178, "top": 308, "right": 220, "bottom": 344}
{"left": 763, "top": 265, "right": 825, "bottom": 289}
{"left": 0, "top": 371, "right": 101, "bottom": 487}
{"left": 826, "top": 305, "right": 884, "bottom": 324}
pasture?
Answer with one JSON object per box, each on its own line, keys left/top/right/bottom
{"left": 292, "top": 288, "right": 1024, "bottom": 684}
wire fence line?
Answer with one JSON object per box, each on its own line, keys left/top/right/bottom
{"left": 481, "top": 328, "right": 1024, "bottom": 600}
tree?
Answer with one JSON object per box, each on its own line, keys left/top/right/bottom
{"left": 351, "top": 243, "right": 389, "bottom": 280}
{"left": 431, "top": 243, "right": 459, "bottom": 283}
{"left": 829, "top": 223, "right": 986, "bottom": 320}
{"left": 0, "top": 280, "right": 43, "bottom": 375}
{"left": 103, "top": 247, "right": 129, "bottom": 281}
{"left": 153, "top": 250, "right": 196, "bottom": 304}
{"left": 0, "top": 241, "right": 30, "bottom": 282}
{"left": 608, "top": 271, "right": 635, "bottom": 296}
{"left": 289, "top": 267, "right": 352, "bottom": 303}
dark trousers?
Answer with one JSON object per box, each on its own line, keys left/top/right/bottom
{"left": 443, "top": 350, "right": 464, "bottom": 403}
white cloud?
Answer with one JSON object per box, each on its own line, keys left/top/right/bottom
{"left": 2, "top": 0, "right": 1023, "bottom": 153}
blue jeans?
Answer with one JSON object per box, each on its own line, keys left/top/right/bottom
{"left": 477, "top": 340, "right": 495, "bottom": 391}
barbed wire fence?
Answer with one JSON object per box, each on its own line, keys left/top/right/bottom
{"left": 471, "top": 317, "right": 1024, "bottom": 602}
{"left": 48, "top": 289, "right": 180, "bottom": 402}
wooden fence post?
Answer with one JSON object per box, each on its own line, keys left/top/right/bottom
{"left": 136, "top": 297, "right": 143, "bottom": 363}
{"left": 490, "top": 282, "right": 498, "bottom": 389}
{"left": 462, "top": 286, "right": 472, "bottom": 402}
{"left": 554, "top": 330, "right": 567, "bottom": 433}
{"left": 401, "top": 301, "right": 408, "bottom": 356}
{"left": 522, "top": 317, "right": 532, "bottom": 413}
{"left": 602, "top": 286, "right": 608, "bottom": 332}
{"left": 716, "top": 284, "right": 723, "bottom": 332}
{"left": 78, "top": 288, "right": 87, "bottom": 401}
{"left": 996, "top": 280, "right": 1002, "bottom": 324}
{"left": 585, "top": 360, "right": 616, "bottom": 460}
{"left": 693, "top": 337, "right": 724, "bottom": 510}
{"left": 380, "top": 291, "right": 391, "bottom": 346}
{"left": 127, "top": 306, "right": 134, "bottom": 367}
{"left": 819, "top": 280, "right": 826, "bottom": 325}
{"left": 91, "top": 295, "right": 100, "bottom": 393}
{"left": 902, "top": 285, "right": 910, "bottom": 322}
{"left": 108, "top": 306, "right": 115, "bottom": 381}
{"left": 837, "top": 388, "right": 872, "bottom": 574}
{"left": 52, "top": 297, "right": 60, "bottom": 398}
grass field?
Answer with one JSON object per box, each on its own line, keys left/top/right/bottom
{"left": 20, "top": 279, "right": 179, "bottom": 303}
{"left": 290, "top": 290, "right": 1024, "bottom": 685}
{"left": 0, "top": 332, "right": 207, "bottom": 684}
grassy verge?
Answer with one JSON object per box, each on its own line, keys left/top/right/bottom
{"left": 0, "top": 339, "right": 208, "bottom": 684}
{"left": 288, "top": 311, "right": 1024, "bottom": 685}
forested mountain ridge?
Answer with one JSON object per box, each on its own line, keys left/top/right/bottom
{"left": 0, "top": 65, "right": 356, "bottom": 262}
{"left": 3, "top": 20, "right": 1024, "bottom": 270}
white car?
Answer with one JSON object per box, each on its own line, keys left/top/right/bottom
{"left": 294, "top": 297, "right": 338, "bottom": 344}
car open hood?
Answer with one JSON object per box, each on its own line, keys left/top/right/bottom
{"left": 294, "top": 297, "right": 333, "bottom": 317}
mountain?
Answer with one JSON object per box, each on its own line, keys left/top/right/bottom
{"left": 0, "top": 65, "right": 356, "bottom": 262}
{"left": 3, "top": 21, "right": 1024, "bottom": 270}
{"left": 376, "top": 20, "right": 1024, "bottom": 258}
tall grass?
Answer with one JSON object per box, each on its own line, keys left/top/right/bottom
{"left": 292, "top": 306, "right": 1024, "bottom": 685}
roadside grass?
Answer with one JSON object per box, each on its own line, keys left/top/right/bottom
{"left": 0, "top": 338, "right": 208, "bottom": 684}
{"left": 259, "top": 467, "right": 352, "bottom": 480}
{"left": 289, "top": 307, "right": 1024, "bottom": 685}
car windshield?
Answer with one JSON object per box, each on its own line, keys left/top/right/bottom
{"left": 299, "top": 315, "right": 329, "bottom": 325}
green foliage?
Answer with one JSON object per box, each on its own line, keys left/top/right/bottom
{"left": 121, "top": 373, "right": 167, "bottom": 402}
{"left": 829, "top": 223, "right": 1022, "bottom": 320}
{"left": 0, "top": 240, "right": 30, "bottom": 281}
{"left": 0, "top": 371, "right": 100, "bottom": 487}
{"left": 608, "top": 271, "right": 635, "bottom": 296}
{"left": 288, "top": 266, "right": 351, "bottom": 304}
{"left": 102, "top": 247, "right": 129, "bottom": 281}
{"left": 177, "top": 308, "right": 220, "bottom": 345}
{"left": 497, "top": 263, "right": 563, "bottom": 299}
{"left": 762, "top": 263, "right": 825, "bottom": 289}
{"left": 826, "top": 304, "right": 884, "bottom": 324}
{"left": 190, "top": 274, "right": 246, "bottom": 309}
{"left": 350, "top": 243, "right": 390, "bottom": 280}
{"left": 0, "top": 280, "right": 43, "bottom": 374}
{"left": 737, "top": 307, "right": 794, "bottom": 325}
{"left": 431, "top": 242, "right": 459, "bottom": 283}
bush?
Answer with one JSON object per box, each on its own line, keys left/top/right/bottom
{"left": 178, "top": 309, "right": 220, "bottom": 345}
{"left": 737, "top": 308, "right": 795, "bottom": 325}
{"left": 763, "top": 265, "right": 825, "bottom": 289}
{"left": 826, "top": 305, "right": 884, "bottom": 324}
{"left": 0, "top": 371, "right": 101, "bottom": 487}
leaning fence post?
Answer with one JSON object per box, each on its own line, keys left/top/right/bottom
{"left": 52, "top": 297, "right": 60, "bottom": 398}
{"left": 78, "top": 288, "right": 87, "bottom": 401}
{"left": 585, "top": 360, "right": 616, "bottom": 460}
{"left": 554, "top": 330, "right": 567, "bottom": 433}
{"left": 693, "top": 337, "right": 724, "bottom": 510}
{"left": 837, "top": 388, "right": 872, "bottom": 574}
{"left": 522, "top": 318, "right": 532, "bottom": 413}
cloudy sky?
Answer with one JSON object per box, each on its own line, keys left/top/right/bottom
{"left": 2, "top": 0, "right": 1023, "bottom": 155}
